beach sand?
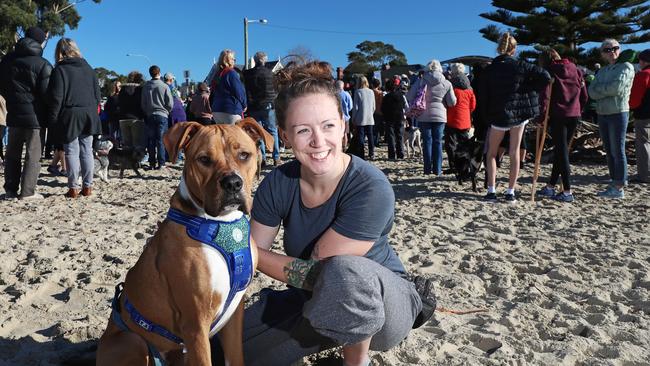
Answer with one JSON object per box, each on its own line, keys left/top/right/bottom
{"left": 0, "top": 147, "right": 649, "bottom": 365}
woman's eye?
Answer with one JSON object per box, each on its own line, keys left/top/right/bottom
{"left": 198, "top": 156, "right": 211, "bottom": 165}
{"left": 297, "top": 128, "right": 309, "bottom": 134}
{"left": 324, "top": 123, "right": 335, "bottom": 129}
{"left": 239, "top": 152, "right": 250, "bottom": 160}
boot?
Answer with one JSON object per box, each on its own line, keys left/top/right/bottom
{"left": 65, "top": 188, "right": 80, "bottom": 198}
{"left": 81, "top": 186, "right": 92, "bottom": 197}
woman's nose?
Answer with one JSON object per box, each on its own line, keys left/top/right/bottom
{"left": 310, "top": 129, "right": 325, "bottom": 147}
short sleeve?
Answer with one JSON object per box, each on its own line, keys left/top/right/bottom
{"left": 331, "top": 162, "right": 395, "bottom": 241}
{"left": 251, "top": 165, "right": 293, "bottom": 227}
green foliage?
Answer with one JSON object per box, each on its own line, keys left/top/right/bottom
{"left": 95, "top": 67, "right": 126, "bottom": 98}
{"left": 345, "top": 41, "right": 408, "bottom": 76}
{"left": 0, "top": 0, "right": 101, "bottom": 56}
{"left": 480, "top": 0, "right": 650, "bottom": 66}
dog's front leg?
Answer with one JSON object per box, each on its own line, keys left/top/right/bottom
{"left": 179, "top": 325, "right": 212, "bottom": 366}
{"left": 218, "top": 301, "right": 245, "bottom": 366}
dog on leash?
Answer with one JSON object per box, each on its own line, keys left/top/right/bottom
{"left": 108, "top": 146, "right": 147, "bottom": 179}
{"left": 404, "top": 124, "right": 422, "bottom": 158}
{"left": 97, "top": 118, "right": 273, "bottom": 366}
{"left": 449, "top": 134, "right": 484, "bottom": 192}
{"left": 94, "top": 139, "right": 114, "bottom": 182}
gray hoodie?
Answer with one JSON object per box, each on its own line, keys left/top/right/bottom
{"left": 408, "top": 71, "right": 456, "bottom": 123}
{"left": 141, "top": 78, "right": 173, "bottom": 118}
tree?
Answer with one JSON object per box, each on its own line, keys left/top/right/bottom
{"left": 345, "top": 41, "right": 408, "bottom": 75}
{"left": 479, "top": 0, "right": 650, "bottom": 65}
{"left": 282, "top": 45, "right": 316, "bottom": 66}
{"left": 95, "top": 67, "right": 126, "bottom": 98}
{"left": 0, "top": 0, "right": 101, "bottom": 56}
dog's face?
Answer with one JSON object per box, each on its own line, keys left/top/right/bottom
{"left": 96, "top": 140, "right": 114, "bottom": 155}
{"left": 164, "top": 119, "right": 273, "bottom": 217}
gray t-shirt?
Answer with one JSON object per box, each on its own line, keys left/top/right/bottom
{"left": 252, "top": 155, "right": 406, "bottom": 275}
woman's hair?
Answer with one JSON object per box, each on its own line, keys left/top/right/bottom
{"left": 358, "top": 75, "right": 369, "bottom": 89}
{"left": 426, "top": 59, "right": 443, "bottom": 73}
{"left": 54, "top": 38, "right": 82, "bottom": 62}
{"left": 197, "top": 82, "right": 209, "bottom": 92}
{"left": 600, "top": 38, "right": 619, "bottom": 50}
{"left": 370, "top": 78, "right": 381, "bottom": 89}
{"left": 127, "top": 71, "right": 144, "bottom": 84}
{"left": 449, "top": 63, "right": 466, "bottom": 76}
{"left": 111, "top": 80, "right": 121, "bottom": 95}
{"left": 539, "top": 48, "right": 562, "bottom": 68}
{"left": 274, "top": 61, "right": 342, "bottom": 130}
{"left": 218, "top": 49, "right": 235, "bottom": 69}
{"left": 497, "top": 32, "right": 517, "bottom": 56}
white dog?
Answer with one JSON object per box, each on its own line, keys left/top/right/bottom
{"left": 93, "top": 139, "right": 114, "bottom": 182}
{"left": 404, "top": 123, "right": 422, "bottom": 159}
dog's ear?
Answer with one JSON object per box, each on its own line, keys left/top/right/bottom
{"left": 236, "top": 117, "right": 274, "bottom": 153}
{"left": 164, "top": 121, "right": 203, "bottom": 164}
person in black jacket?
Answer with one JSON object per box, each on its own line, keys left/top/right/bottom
{"left": 478, "top": 32, "right": 551, "bottom": 203}
{"left": 0, "top": 27, "right": 52, "bottom": 200}
{"left": 382, "top": 79, "right": 407, "bottom": 160}
{"left": 243, "top": 51, "right": 281, "bottom": 165}
{"left": 118, "top": 71, "right": 145, "bottom": 149}
{"left": 46, "top": 38, "right": 101, "bottom": 198}
{"left": 104, "top": 81, "right": 121, "bottom": 142}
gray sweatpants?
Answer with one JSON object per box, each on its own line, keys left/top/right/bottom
{"left": 64, "top": 135, "right": 94, "bottom": 189}
{"left": 3, "top": 127, "right": 41, "bottom": 197}
{"left": 635, "top": 118, "right": 650, "bottom": 182}
{"left": 212, "top": 112, "right": 241, "bottom": 125}
{"left": 211, "top": 255, "right": 422, "bottom": 366}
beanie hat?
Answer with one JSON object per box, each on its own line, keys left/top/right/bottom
{"left": 639, "top": 49, "right": 650, "bottom": 63}
{"left": 25, "top": 27, "right": 46, "bottom": 44}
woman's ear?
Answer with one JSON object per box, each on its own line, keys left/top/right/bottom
{"left": 279, "top": 128, "right": 291, "bottom": 149}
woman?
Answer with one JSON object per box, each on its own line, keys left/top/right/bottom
{"left": 46, "top": 38, "right": 101, "bottom": 198}
{"left": 189, "top": 82, "right": 213, "bottom": 125}
{"left": 210, "top": 62, "right": 428, "bottom": 366}
{"left": 169, "top": 89, "right": 187, "bottom": 126}
{"left": 536, "top": 49, "right": 588, "bottom": 202}
{"left": 210, "top": 49, "right": 247, "bottom": 124}
{"left": 445, "top": 63, "right": 476, "bottom": 172}
{"left": 103, "top": 80, "right": 121, "bottom": 141}
{"left": 407, "top": 59, "right": 456, "bottom": 175}
{"left": 350, "top": 75, "right": 376, "bottom": 160}
{"left": 588, "top": 39, "right": 636, "bottom": 198}
{"left": 478, "top": 32, "right": 551, "bottom": 202}
{"left": 118, "top": 71, "right": 145, "bottom": 149}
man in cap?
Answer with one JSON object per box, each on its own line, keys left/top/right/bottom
{"left": 0, "top": 26, "right": 53, "bottom": 200}
{"left": 630, "top": 49, "right": 650, "bottom": 183}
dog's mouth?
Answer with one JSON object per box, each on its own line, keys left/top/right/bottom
{"left": 206, "top": 193, "right": 248, "bottom": 217}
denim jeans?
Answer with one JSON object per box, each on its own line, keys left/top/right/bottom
{"left": 145, "top": 114, "right": 169, "bottom": 168}
{"left": 598, "top": 112, "right": 628, "bottom": 185}
{"left": 248, "top": 105, "right": 280, "bottom": 161}
{"left": 356, "top": 125, "right": 375, "bottom": 159}
{"left": 419, "top": 122, "right": 445, "bottom": 175}
{"left": 64, "top": 134, "right": 94, "bottom": 189}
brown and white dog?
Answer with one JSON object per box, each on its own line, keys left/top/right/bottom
{"left": 97, "top": 118, "right": 273, "bottom": 366}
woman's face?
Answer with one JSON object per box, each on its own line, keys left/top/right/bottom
{"left": 280, "top": 93, "right": 346, "bottom": 177}
{"left": 601, "top": 44, "right": 620, "bottom": 65}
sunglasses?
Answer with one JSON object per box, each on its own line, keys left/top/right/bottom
{"left": 601, "top": 46, "right": 620, "bottom": 53}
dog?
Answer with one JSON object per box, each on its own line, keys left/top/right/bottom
{"left": 94, "top": 139, "right": 114, "bottom": 182}
{"left": 450, "top": 135, "right": 484, "bottom": 192}
{"left": 108, "top": 146, "right": 147, "bottom": 178}
{"left": 404, "top": 124, "right": 422, "bottom": 159}
{"left": 97, "top": 118, "right": 274, "bottom": 366}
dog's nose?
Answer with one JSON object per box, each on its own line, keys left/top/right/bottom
{"left": 220, "top": 174, "right": 243, "bottom": 194}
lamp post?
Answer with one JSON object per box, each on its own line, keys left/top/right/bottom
{"left": 126, "top": 53, "right": 153, "bottom": 65}
{"left": 244, "top": 17, "right": 268, "bottom": 70}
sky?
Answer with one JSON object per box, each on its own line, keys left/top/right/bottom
{"left": 40, "top": 0, "right": 648, "bottom": 83}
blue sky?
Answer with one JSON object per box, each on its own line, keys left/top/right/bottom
{"left": 41, "top": 0, "right": 648, "bottom": 83}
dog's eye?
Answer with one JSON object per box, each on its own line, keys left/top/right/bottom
{"left": 198, "top": 156, "right": 212, "bottom": 165}
{"left": 238, "top": 152, "right": 250, "bottom": 161}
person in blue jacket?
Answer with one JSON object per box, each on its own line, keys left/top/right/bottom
{"left": 211, "top": 49, "right": 247, "bottom": 124}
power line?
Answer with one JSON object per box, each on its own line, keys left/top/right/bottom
{"left": 264, "top": 24, "right": 479, "bottom": 36}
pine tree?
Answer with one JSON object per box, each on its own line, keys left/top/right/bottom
{"left": 345, "top": 41, "right": 408, "bottom": 76}
{"left": 0, "top": 0, "right": 101, "bottom": 56}
{"left": 479, "top": 0, "right": 650, "bottom": 65}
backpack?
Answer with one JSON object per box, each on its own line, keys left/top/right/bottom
{"left": 406, "top": 81, "right": 427, "bottom": 118}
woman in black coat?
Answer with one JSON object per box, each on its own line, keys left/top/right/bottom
{"left": 478, "top": 32, "right": 551, "bottom": 203}
{"left": 46, "top": 38, "right": 101, "bottom": 198}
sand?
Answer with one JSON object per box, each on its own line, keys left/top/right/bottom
{"left": 0, "top": 147, "right": 649, "bottom": 366}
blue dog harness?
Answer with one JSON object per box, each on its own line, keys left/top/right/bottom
{"left": 109, "top": 209, "right": 254, "bottom": 365}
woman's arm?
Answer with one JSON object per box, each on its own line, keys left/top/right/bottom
{"left": 589, "top": 64, "right": 635, "bottom": 100}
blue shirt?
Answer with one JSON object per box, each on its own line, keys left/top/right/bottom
{"left": 339, "top": 90, "right": 353, "bottom": 122}
{"left": 211, "top": 69, "right": 247, "bottom": 115}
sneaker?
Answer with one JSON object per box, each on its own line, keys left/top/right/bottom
{"left": 553, "top": 192, "right": 574, "bottom": 203}
{"left": 597, "top": 186, "right": 624, "bottom": 199}
{"left": 411, "top": 276, "right": 437, "bottom": 329}
{"left": 537, "top": 186, "right": 556, "bottom": 198}
{"left": 19, "top": 192, "right": 44, "bottom": 200}
{"left": 484, "top": 192, "right": 498, "bottom": 202}
{"left": 504, "top": 192, "right": 517, "bottom": 203}
{"left": 4, "top": 191, "right": 18, "bottom": 200}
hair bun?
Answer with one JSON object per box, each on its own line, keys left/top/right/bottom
{"left": 275, "top": 61, "right": 333, "bottom": 91}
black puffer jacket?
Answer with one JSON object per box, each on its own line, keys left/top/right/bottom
{"left": 0, "top": 37, "right": 53, "bottom": 128}
{"left": 243, "top": 65, "right": 276, "bottom": 110}
{"left": 46, "top": 57, "right": 101, "bottom": 144}
{"left": 478, "top": 55, "right": 551, "bottom": 128}
{"left": 118, "top": 83, "right": 144, "bottom": 120}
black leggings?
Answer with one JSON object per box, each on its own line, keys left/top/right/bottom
{"left": 549, "top": 117, "right": 579, "bottom": 190}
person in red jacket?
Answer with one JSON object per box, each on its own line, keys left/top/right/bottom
{"left": 445, "top": 63, "right": 476, "bottom": 172}
{"left": 536, "top": 49, "right": 588, "bottom": 202}
{"left": 630, "top": 49, "right": 650, "bottom": 183}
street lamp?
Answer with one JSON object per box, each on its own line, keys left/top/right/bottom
{"left": 244, "top": 17, "right": 268, "bottom": 70}
{"left": 126, "top": 53, "right": 153, "bottom": 65}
